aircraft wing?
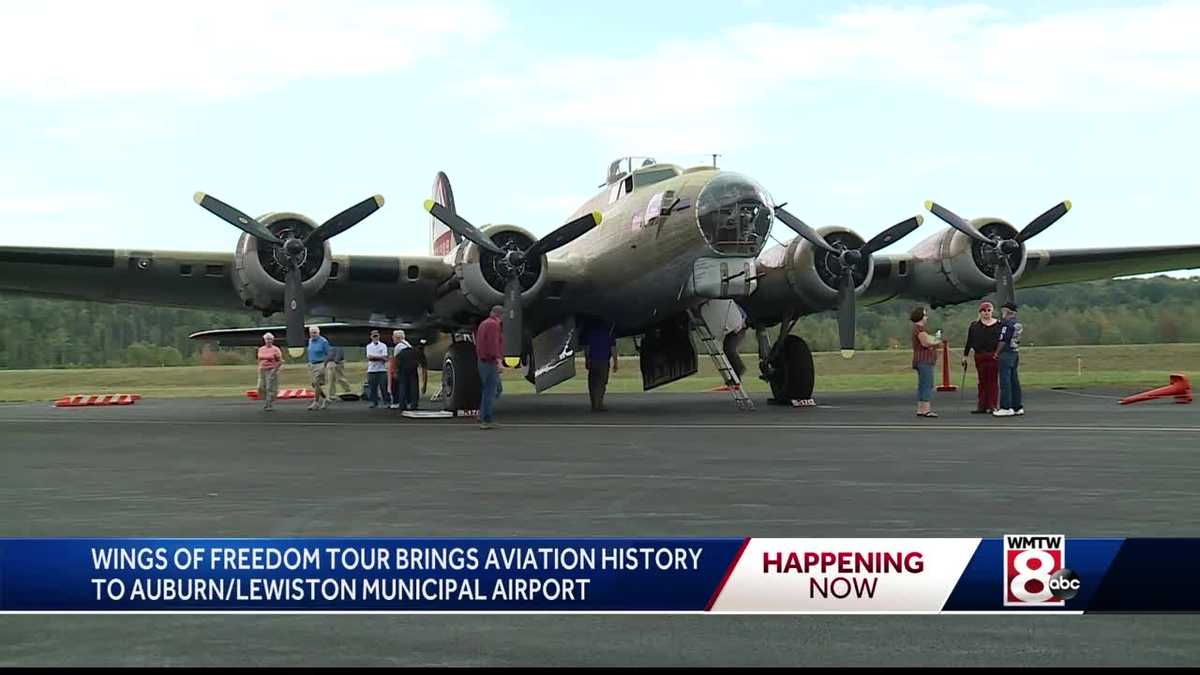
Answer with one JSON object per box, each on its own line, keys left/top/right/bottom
{"left": 1017, "top": 245, "right": 1200, "bottom": 287}
{"left": 0, "top": 245, "right": 454, "bottom": 318}
{"left": 190, "top": 323, "right": 438, "bottom": 347}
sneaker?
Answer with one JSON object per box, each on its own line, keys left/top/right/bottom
{"left": 993, "top": 408, "right": 1015, "bottom": 417}
{"left": 1015, "top": 408, "right": 1025, "bottom": 416}
{"left": 479, "top": 422, "right": 493, "bottom": 430}
{"left": 389, "top": 403, "right": 400, "bottom": 410}
{"left": 319, "top": 400, "right": 329, "bottom": 410}
{"left": 369, "top": 403, "right": 378, "bottom": 409}
{"left": 307, "top": 402, "right": 319, "bottom": 411}
{"left": 263, "top": 405, "right": 273, "bottom": 412}
{"left": 970, "top": 408, "right": 988, "bottom": 414}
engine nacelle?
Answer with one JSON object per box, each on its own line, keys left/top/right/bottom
{"left": 757, "top": 225, "right": 875, "bottom": 309}
{"left": 451, "top": 224, "right": 548, "bottom": 314}
{"left": 232, "top": 212, "right": 332, "bottom": 312}
{"left": 904, "top": 218, "right": 1026, "bottom": 305}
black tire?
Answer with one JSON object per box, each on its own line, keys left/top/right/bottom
{"left": 443, "top": 342, "right": 482, "bottom": 411}
{"left": 768, "top": 335, "right": 815, "bottom": 402}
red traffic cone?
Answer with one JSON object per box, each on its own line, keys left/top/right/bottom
{"left": 936, "top": 341, "right": 958, "bottom": 392}
{"left": 1120, "top": 373, "right": 1192, "bottom": 405}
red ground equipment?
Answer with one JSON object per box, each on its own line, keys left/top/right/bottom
{"left": 1119, "top": 374, "right": 1192, "bottom": 405}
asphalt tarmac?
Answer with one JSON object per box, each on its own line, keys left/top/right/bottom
{"left": 1, "top": 388, "right": 1198, "bottom": 666}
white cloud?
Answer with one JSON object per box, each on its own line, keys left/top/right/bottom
{"left": 459, "top": 2, "right": 1200, "bottom": 150}
{"left": 0, "top": 0, "right": 505, "bottom": 99}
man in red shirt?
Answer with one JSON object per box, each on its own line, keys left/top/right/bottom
{"left": 474, "top": 305, "right": 504, "bottom": 429}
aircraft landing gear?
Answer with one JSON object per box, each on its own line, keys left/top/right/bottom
{"left": 442, "top": 340, "right": 482, "bottom": 413}
{"left": 756, "top": 324, "right": 816, "bottom": 407}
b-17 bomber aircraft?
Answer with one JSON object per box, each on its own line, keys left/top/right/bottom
{"left": 3, "top": 156, "right": 1199, "bottom": 411}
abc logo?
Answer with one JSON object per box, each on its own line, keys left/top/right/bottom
{"left": 1047, "top": 568, "right": 1081, "bottom": 600}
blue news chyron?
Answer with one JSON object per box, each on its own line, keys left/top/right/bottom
{"left": 0, "top": 538, "right": 746, "bottom": 611}
{"left": 1, "top": 538, "right": 1197, "bottom": 612}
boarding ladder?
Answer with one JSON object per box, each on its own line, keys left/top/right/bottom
{"left": 688, "top": 309, "right": 755, "bottom": 412}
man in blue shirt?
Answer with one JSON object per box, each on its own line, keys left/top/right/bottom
{"left": 306, "top": 326, "right": 331, "bottom": 410}
{"left": 580, "top": 317, "right": 618, "bottom": 412}
{"left": 993, "top": 303, "right": 1024, "bottom": 417}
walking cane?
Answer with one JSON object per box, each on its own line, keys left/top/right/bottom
{"left": 959, "top": 361, "right": 968, "bottom": 399}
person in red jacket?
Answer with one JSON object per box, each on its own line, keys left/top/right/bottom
{"left": 961, "top": 301, "right": 1002, "bottom": 413}
{"left": 474, "top": 305, "right": 504, "bottom": 429}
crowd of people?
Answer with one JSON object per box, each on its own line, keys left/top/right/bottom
{"left": 255, "top": 326, "right": 428, "bottom": 413}
{"left": 253, "top": 308, "right": 621, "bottom": 430}
{"left": 259, "top": 302, "right": 1027, "bottom": 423}
{"left": 911, "top": 301, "right": 1024, "bottom": 418}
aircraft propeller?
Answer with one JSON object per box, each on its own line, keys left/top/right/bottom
{"left": 774, "top": 207, "right": 924, "bottom": 358}
{"left": 193, "top": 192, "right": 385, "bottom": 350}
{"left": 424, "top": 200, "right": 602, "bottom": 366}
{"left": 924, "top": 200, "right": 1071, "bottom": 307}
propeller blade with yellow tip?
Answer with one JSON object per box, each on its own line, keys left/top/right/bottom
{"left": 1018, "top": 200, "right": 1072, "bottom": 243}
{"left": 525, "top": 211, "right": 603, "bottom": 259}
{"left": 424, "top": 199, "right": 504, "bottom": 255}
{"left": 305, "top": 194, "right": 385, "bottom": 244}
{"left": 502, "top": 276, "right": 524, "bottom": 361}
{"left": 192, "top": 191, "right": 282, "bottom": 245}
{"left": 924, "top": 200, "right": 992, "bottom": 245}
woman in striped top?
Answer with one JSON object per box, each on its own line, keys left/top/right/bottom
{"left": 910, "top": 306, "right": 942, "bottom": 418}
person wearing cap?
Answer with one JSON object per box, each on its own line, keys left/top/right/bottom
{"left": 474, "top": 305, "right": 504, "bottom": 429}
{"left": 256, "top": 332, "right": 283, "bottom": 411}
{"left": 994, "top": 302, "right": 1024, "bottom": 417}
{"left": 910, "top": 306, "right": 942, "bottom": 418}
{"left": 365, "top": 330, "right": 389, "bottom": 409}
{"left": 962, "top": 301, "right": 1003, "bottom": 413}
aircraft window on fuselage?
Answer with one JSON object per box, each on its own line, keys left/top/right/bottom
{"left": 633, "top": 168, "right": 679, "bottom": 189}
{"left": 608, "top": 183, "right": 622, "bottom": 205}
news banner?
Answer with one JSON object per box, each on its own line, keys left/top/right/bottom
{"left": 1, "top": 537, "right": 1197, "bottom": 613}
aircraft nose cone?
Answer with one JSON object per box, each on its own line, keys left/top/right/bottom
{"left": 696, "top": 172, "right": 774, "bottom": 255}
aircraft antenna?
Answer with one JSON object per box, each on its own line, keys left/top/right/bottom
{"left": 711, "top": 154, "right": 721, "bottom": 168}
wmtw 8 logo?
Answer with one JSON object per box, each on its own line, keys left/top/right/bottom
{"left": 1003, "top": 534, "right": 1080, "bottom": 606}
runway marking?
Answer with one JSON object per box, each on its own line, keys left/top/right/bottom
{"left": 1, "top": 418, "right": 1199, "bottom": 433}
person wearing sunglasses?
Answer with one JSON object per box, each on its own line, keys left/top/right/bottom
{"left": 962, "top": 301, "right": 1002, "bottom": 413}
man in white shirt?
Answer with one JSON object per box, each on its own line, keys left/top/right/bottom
{"left": 365, "top": 330, "right": 389, "bottom": 409}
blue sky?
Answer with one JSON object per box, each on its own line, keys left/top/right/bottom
{"left": 1, "top": 0, "right": 1198, "bottom": 274}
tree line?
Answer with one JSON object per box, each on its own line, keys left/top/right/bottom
{"left": 1, "top": 276, "right": 1198, "bottom": 369}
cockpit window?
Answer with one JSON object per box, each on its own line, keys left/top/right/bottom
{"left": 695, "top": 172, "right": 773, "bottom": 255}
{"left": 633, "top": 168, "right": 679, "bottom": 189}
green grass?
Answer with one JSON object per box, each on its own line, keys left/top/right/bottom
{"left": 2, "top": 343, "right": 1198, "bottom": 402}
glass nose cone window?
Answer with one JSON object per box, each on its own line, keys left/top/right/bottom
{"left": 696, "top": 173, "right": 773, "bottom": 255}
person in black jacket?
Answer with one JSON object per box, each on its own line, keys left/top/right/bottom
{"left": 961, "top": 301, "right": 1003, "bottom": 413}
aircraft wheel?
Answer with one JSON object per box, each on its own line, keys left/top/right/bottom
{"left": 443, "top": 342, "right": 482, "bottom": 411}
{"left": 768, "top": 335, "right": 815, "bottom": 403}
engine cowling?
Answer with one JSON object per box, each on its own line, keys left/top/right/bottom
{"left": 451, "top": 224, "right": 548, "bottom": 313}
{"left": 232, "top": 212, "right": 332, "bottom": 312}
{"left": 759, "top": 226, "right": 875, "bottom": 309}
{"left": 905, "top": 218, "right": 1027, "bottom": 304}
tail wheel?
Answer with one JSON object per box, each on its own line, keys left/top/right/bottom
{"left": 768, "top": 335, "right": 815, "bottom": 403}
{"left": 443, "top": 342, "right": 482, "bottom": 411}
